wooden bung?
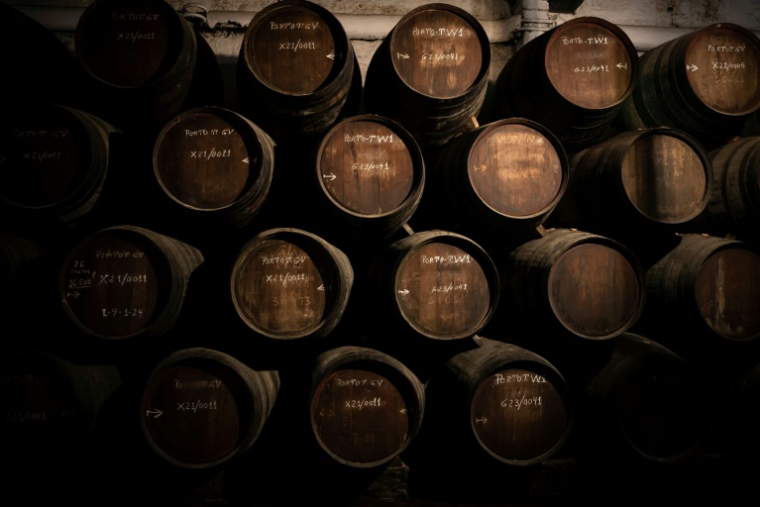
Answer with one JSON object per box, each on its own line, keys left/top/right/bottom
{"left": 314, "top": 115, "right": 425, "bottom": 238}
{"left": 505, "top": 229, "right": 645, "bottom": 341}
{"left": 152, "top": 107, "right": 275, "bottom": 228}
{"left": 140, "top": 348, "right": 280, "bottom": 469}
{"left": 231, "top": 228, "right": 353, "bottom": 340}
{"left": 309, "top": 346, "right": 424, "bottom": 468}
{"left": 59, "top": 226, "right": 203, "bottom": 340}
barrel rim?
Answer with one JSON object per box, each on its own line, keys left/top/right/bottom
{"left": 152, "top": 106, "right": 269, "bottom": 213}
{"left": 545, "top": 16, "right": 639, "bottom": 111}
{"left": 464, "top": 117, "right": 570, "bottom": 220}
{"left": 315, "top": 114, "right": 426, "bottom": 220}
{"left": 388, "top": 3, "right": 491, "bottom": 100}
{"left": 240, "top": 0, "right": 351, "bottom": 98}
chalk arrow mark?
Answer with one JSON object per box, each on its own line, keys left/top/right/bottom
{"left": 616, "top": 63, "right": 628, "bottom": 69}
{"left": 327, "top": 53, "right": 335, "bottom": 60}
{"left": 66, "top": 291, "right": 80, "bottom": 299}
{"left": 687, "top": 64, "right": 698, "bottom": 72}
{"left": 146, "top": 409, "right": 163, "bottom": 418}
{"left": 398, "top": 289, "right": 410, "bottom": 295}
{"left": 476, "top": 417, "right": 487, "bottom": 424}
{"left": 397, "top": 52, "right": 409, "bottom": 59}
{"left": 323, "top": 172, "right": 337, "bottom": 181}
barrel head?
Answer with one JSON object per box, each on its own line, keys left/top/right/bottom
{"left": 545, "top": 19, "right": 634, "bottom": 109}
{"left": 311, "top": 368, "right": 409, "bottom": 465}
{"left": 390, "top": 8, "right": 483, "bottom": 98}
{"left": 319, "top": 118, "right": 415, "bottom": 215}
{"left": 548, "top": 242, "right": 643, "bottom": 339}
{"left": 471, "top": 367, "right": 570, "bottom": 464}
{"left": 685, "top": 25, "right": 760, "bottom": 115}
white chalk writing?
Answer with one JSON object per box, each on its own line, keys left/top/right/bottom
{"left": 4, "top": 412, "right": 47, "bottom": 423}
{"left": 98, "top": 273, "right": 148, "bottom": 285}
{"left": 176, "top": 400, "right": 218, "bottom": 412}
{"left": 111, "top": 12, "right": 161, "bottom": 22}
{"left": 260, "top": 255, "right": 308, "bottom": 266}
{"left": 708, "top": 44, "right": 746, "bottom": 53}
{"left": 263, "top": 272, "right": 311, "bottom": 286}
{"left": 272, "top": 295, "right": 311, "bottom": 307}
{"left": 574, "top": 65, "right": 610, "bottom": 73}
{"left": 22, "top": 151, "right": 62, "bottom": 162}
{"left": 344, "top": 397, "right": 383, "bottom": 409}
{"left": 101, "top": 308, "right": 144, "bottom": 318}
{"left": 270, "top": 21, "right": 320, "bottom": 30}
{"left": 562, "top": 36, "right": 608, "bottom": 45}
{"left": 334, "top": 378, "right": 385, "bottom": 387}
{"left": 493, "top": 373, "right": 547, "bottom": 385}
{"left": 11, "top": 129, "right": 69, "bottom": 139}
{"left": 95, "top": 250, "right": 145, "bottom": 259}
{"left": 431, "top": 283, "right": 467, "bottom": 293}
{"left": 422, "top": 52, "right": 459, "bottom": 63}
{"left": 713, "top": 61, "right": 746, "bottom": 70}
{"left": 279, "top": 39, "right": 316, "bottom": 51}
{"left": 174, "top": 379, "right": 223, "bottom": 389}
{"left": 184, "top": 128, "right": 235, "bottom": 136}
{"left": 420, "top": 254, "right": 471, "bottom": 264}
{"left": 352, "top": 162, "right": 390, "bottom": 171}
{"left": 190, "top": 148, "right": 232, "bottom": 160}
{"left": 116, "top": 31, "right": 156, "bottom": 42}
{"left": 412, "top": 27, "right": 465, "bottom": 37}
{"left": 500, "top": 396, "right": 542, "bottom": 409}
{"left": 344, "top": 134, "right": 394, "bottom": 143}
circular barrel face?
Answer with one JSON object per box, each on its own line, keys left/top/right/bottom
{"left": 250, "top": 5, "right": 335, "bottom": 94}
{"left": 155, "top": 113, "right": 253, "bottom": 210}
{"left": 468, "top": 123, "right": 563, "bottom": 217}
{"left": 695, "top": 247, "right": 760, "bottom": 341}
{"left": 319, "top": 119, "right": 415, "bottom": 215}
{"left": 142, "top": 364, "right": 242, "bottom": 465}
{"left": 685, "top": 26, "right": 760, "bottom": 115}
{"left": 621, "top": 133, "right": 708, "bottom": 222}
{"left": 0, "top": 359, "right": 76, "bottom": 469}
{"left": 619, "top": 366, "right": 704, "bottom": 460}
{"left": 548, "top": 243, "right": 641, "bottom": 339}
{"left": 0, "top": 107, "right": 86, "bottom": 208}
{"left": 395, "top": 242, "right": 490, "bottom": 338}
{"left": 471, "top": 368, "right": 569, "bottom": 462}
{"left": 60, "top": 232, "right": 165, "bottom": 338}
{"left": 77, "top": 0, "right": 174, "bottom": 87}
{"left": 311, "top": 368, "right": 409, "bottom": 464}
{"left": 233, "top": 239, "right": 327, "bottom": 337}
{"left": 546, "top": 21, "right": 633, "bottom": 109}
{"left": 391, "top": 9, "right": 483, "bottom": 98}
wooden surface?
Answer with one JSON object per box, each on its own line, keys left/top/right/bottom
{"left": 142, "top": 364, "right": 241, "bottom": 465}
{"left": 395, "top": 242, "right": 490, "bottom": 338}
{"left": 60, "top": 232, "right": 162, "bottom": 338}
{"left": 77, "top": 0, "right": 172, "bottom": 87}
{"left": 319, "top": 119, "right": 414, "bottom": 215}
{"left": 390, "top": 8, "right": 483, "bottom": 98}
{"left": 695, "top": 247, "right": 760, "bottom": 341}
{"left": 311, "top": 368, "right": 409, "bottom": 464}
{"left": 471, "top": 367, "right": 569, "bottom": 462}
{"left": 685, "top": 26, "right": 760, "bottom": 115}
{"left": 548, "top": 243, "right": 641, "bottom": 339}
{"left": 468, "top": 123, "right": 563, "bottom": 217}
{"left": 233, "top": 238, "right": 327, "bottom": 335}
{"left": 249, "top": 4, "right": 335, "bottom": 94}
{"left": 545, "top": 21, "right": 633, "bottom": 108}
{"left": 0, "top": 106, "right": 83, "bottom": 207}
{"left": 621, "top": 132, "right": 708, "bottom": 222}
{"left": 155, "top": 112, "right": 252, "bottom": 209}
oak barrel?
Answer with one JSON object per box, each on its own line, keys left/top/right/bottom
{"left": 310, "top": 346, "right": 424, "bottom": 468}
{"left": 551, "top": 128, "right": 712, "bottom": 234}
{"left": 379, "top": 230, "right": 499, "bottom": 340}
{"left": 363, "top": 3, "right": 490, "bottom": 147}
{"left": 700, "top": 136, "right": 760, "bottom": 240}
{"left": 231, "top": 228, "right": 353, "bottom": 340}
{"left": 0, "top": 103, "right": 119, "bottom": 225}
{"left": 237, "top": 0, "right": 357, "bottom": 141}
{"left": 152, "top": 107, "right": 275, "bottom": 228}
{"left": 140, "top": 347, "right": 279, "bottom": 469}
{"left": 644, "top": 234, "right": 760, "bottom": 344}
{"left": 314, "top": 115, "right": 425, "bottom": 238}
{"left": 59, "top": 225, "right": 204, "bottom": 340}
{"left": 584, "top": 333, "right": 707, "bottom": 463}
{"left": 505, "top": 229, "right": 645, "bottom": 341}
{"left": 619, "top": 23, "right": 760, "bottom": 147}
{"left": 0, "top": 351, "right": 120, "bottom": 470}
{"left": 491, "top": 17, "right": 637, "bottom": 151}
{"left": 75, "top": 0, "right": 200, "bottom": 129}
{"left": 436, "top": 118, "right": 569, "bottom": 230}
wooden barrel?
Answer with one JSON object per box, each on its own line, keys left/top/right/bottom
{"left": 491, "top": 17, "right": 637, "bottom": 151}
{"left": 0, "top": 103, "right": 118, "bottom": 225}
{"left": 314, "top": 115, "right": 425, "bottom": 238}
{"left": 140, "top": 347, "right": 279, "bottom": 469}
{"left": 237, "top": 0, "right": 357, "bottom": 142}
{"left": 551, "top": 128, "right": 713, "bottom": 234}
{"left": 379, "top": 230, "right": 499, "bottom": 340}
{"left": 436, "top": 337, "right": 572, "bottom": 466}
{"left": 0, "top": 351, "right": 120, "bottom": 470}
{"left": 505, "top": 229, "right": 645, "bottom": 341}
{"left": 619, "top": 23, "right": 760, "bottom": 148}
{"left": 309, "top": 346, "right": 424, "bottom": 468}
{"left": 231, "top": 228, "right": 353, "bottom": 340}
{"left": 700, "top": 136, "right": 760, "bottom": 240}
{"left": 585, "top": 333, "right": 708, "bottom": 463}
{"left": 75, "top": 0, "right": 199, "bottom": 129}
{"left": 59, "top": 226, "right": 204, "bottom": 340}
{"left": 152, "top": 107, "right": 275, "bottom": 228}
{"left": 436, "top": 118, "right": 569, "bottom": 230}
{"left": 363, "top": 3, "right": 490, "bottom": 147}
{"left": 644, "top": 234, "right": 760, "bottom": 344}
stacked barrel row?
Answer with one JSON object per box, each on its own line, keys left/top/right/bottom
{"left": 1, "top": 0, "right": 760, "bottom": 505}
